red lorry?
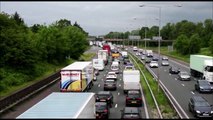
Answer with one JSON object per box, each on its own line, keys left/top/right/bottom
{"left": 103, "top": 44, "right": 111, "bottom": 56}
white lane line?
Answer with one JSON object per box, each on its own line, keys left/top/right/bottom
{"left": 119, "top": 84, "right": 121, "bottom": 87}
{"left": 181, "top": 84, "right": 185, "bottom": 87}
{"left": 115, "top": 104, "right": 117, "bottom": 108}
{"left": 98, "top": 84, "right": 101, "bottom": 87}
{"left": 169, "top": 59, "right": 189, "bottom": 69}
{"left": 169, "top": 74, "right": 171, "bottom": 76}
{"left": 191, "top": 91, "right": 195, "bottom": 94}
{"left": 118, "top": 92, "right": 120, "bottom": 95}
{"left": 164, "top": 70, "right": 167, "bottom": 72}
{"left": 175, "top": 78, "right": 177, "bottom": 81}
{"left": 120, "top": 79, "right": 122, "bottom": 81}
{"left": 102, "top": 79, "right": 103, "bottom": 81}
{"left": 104, "top": 74, "right": 105, "bottom": 76}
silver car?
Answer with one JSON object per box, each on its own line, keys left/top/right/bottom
{"left": 161, "top": 60, "right": 169, "bottom": 66}
{"left": 178, "top": 71, "right": 191, "bottom": 81}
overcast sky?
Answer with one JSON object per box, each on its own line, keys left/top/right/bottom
{"left": 1, "top": 1, "right": 213, "bottom": 36}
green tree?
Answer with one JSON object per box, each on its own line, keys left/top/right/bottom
{"left": 209, "top": 35, "right": 213, "bottom": 54}
{"left": 174, "top": 34, "right": 189, "bottom": 55}
{"left": 189, "top": 34, "right": 201, "bottom": 54}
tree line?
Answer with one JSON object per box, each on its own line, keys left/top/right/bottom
{"left": 104, "top": 19, "right": 213, "bottom": 55}
{"left": 0, "top": 12, "right": 89, "bottom": 92}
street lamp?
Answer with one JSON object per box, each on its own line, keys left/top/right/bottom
{"left": 139, "top": 4, "right": 182, "bottom": 93}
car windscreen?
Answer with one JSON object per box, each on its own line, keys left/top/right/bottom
{"left": 96, "top": 104, "right": 107, "bottom": 111}
{"left": 181, "top": 72, "right": 189, "bottom": 76}
{"left": 195, "top": 101, "right": 210, "bottom": 107}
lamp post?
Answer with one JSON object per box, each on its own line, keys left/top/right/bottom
{"left": 139, "top": 4, "right": 182, "bottom": 93}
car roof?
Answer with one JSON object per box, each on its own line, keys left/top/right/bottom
{"left": 108, "top": 72, "right": 116, "bottom": 74}
{"left": 97, "top": 91, "right": 111, "bottom": 95}
{"left": 95, "top": 102, "right": 107, "bottom": 106}
{"left": 192, "top": 96, "right": 207, "bottom": 102}
{"left": 124, "top": 107, "right": 139, "bottom": 113}
{"left": 128, "top": 90, "right": 140, "bottom": 94}
{"left": 105, "top": 79, "right": 115, "bottom": 82}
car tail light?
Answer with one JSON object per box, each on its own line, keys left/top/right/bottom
{"left": 104, "top": 109, "right": 108, "bottom": 113}
{"left": 137, "top": 97, "right": 142, "bottom": 100}
{"left": 107, "top": 97, "right": 110, "bottom": 100}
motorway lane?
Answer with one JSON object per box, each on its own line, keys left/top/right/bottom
{"left": 130, "top": 49, "right": 213, "bottom": 118}
{"left": 88, "top": 55, "right": 146, "bottom": 119}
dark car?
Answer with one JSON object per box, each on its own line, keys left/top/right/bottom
{"left": 169, "top": 66, "right": 180, "bottom": 74}
{"left": 124, "top": 58, "right": 130, "bottom": 65}
{"left": 188, "top": 96, "right": 213, "bottom": 118}
{"left": 145, "top": 58, "right": 151, "bottom": 63}
{"left": 104, "top": 79, "right": 117, "bottom": 91}
{"left": 95, "top": 91, "right": 114, "bottom": 107}
{"left": 120, "top": 107, "right": 142, "bottom": 119}
{"left": 178, "top": 71, "right": 191, "bottom": 81}
{"left": 195, "top": 80, "right": 213, "bottom": 93}
{"left": 95, "top": 102, "right": 110, "bottom": 119}
{"left": 152, "top": 56, "right": 159, "bottom": 61}
{"left": 126, "top": 90, "right": 142, "bottom": 107}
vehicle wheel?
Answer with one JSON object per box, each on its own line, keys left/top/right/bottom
{"left": 188, "top": 105, "right": 191, "bottom": 112}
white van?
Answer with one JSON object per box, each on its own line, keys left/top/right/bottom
{"left": 111, "top": 61, "right": 119, "bottom": 74}
{"left": 93, "top": 59, "right": 104, "bottom": 71}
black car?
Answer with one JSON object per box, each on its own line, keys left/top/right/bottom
{"left": 188, "top": 96, "right": 213, "bottom": 118}
{"left": 120, "top": 107, "right": 142, "bottom": 119}
{"left": 124, "top": 58, "right": 130, "bottom": 65}
{"left": 195, "top": 80, "right": 213, "bottom": 93}
{"left": 95, "top": 91, "right": 114, "bottom": 107}
{"left": 95, "top": 102, "right": 110, "bottom": 119}
{"left": 152, "top": 56, "right": 159, "bottom": 61}
{"left": 104, "top": 79, "right": 117, "bottom": 91}
{"left": 126, "top": 90, "right": 142, "bottom": 107}
{"left": 169, "top": 66, "right": 180, "bottom": 74}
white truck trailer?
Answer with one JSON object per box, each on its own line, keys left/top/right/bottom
{"left": 123, "top": 70, "right": 140, "bottom": 93}
{"left": 98, "top": 50, "right": 108, "bottom": 65}
{"left": 60, "top": 61, "right": 94, "bottom": 92}
{"left": 17, "top": 92, "right": 96, "bottom": 119}
{"left": 190, "top": 55, "right": 213, "bottom": 83}
{"left": 92, "top": 58, "right": 104, "bottom": 71}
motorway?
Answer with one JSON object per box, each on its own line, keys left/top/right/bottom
{"left": 1, "top": 45, "right": 212, "bottom": 119}
{"left": 129, "top": 48, "right": 213, "bottom": 119}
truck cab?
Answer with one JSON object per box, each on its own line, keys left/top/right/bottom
{"left": 203, "top": 60, "right": 213, "bottom": 83}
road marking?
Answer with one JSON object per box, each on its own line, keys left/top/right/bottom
{"left": 118, "top": 92, "right": 120, "bottom": 95}
{"left": 102, "top": 79, "right": 104, "bottom": 81}
{"left": 98, "top": 84, "right": 101, "bottom": 87}
{"left": 115, "top": 104, "right": 117, "bottom": 108}
{"left": 164, "top": 70, "right": 167, "bottom": 72}
{"left": 175, "top": 78, "right": 177, "bottom": 80}
{"left": 191, "top": 91, "right": 195, "bottom": 94}
{"left": 119, "top": 84, "right": 121, "bottom": 87}
{"left": 120, "top": 79, "right": 122, "bottom": 81}
{"left": 104, "top": 74, "right": 105, "bottom": 76}
{"left": 181, "top": 84, "right": 185, "bottom": 87}
{"left": 169, "top": 74, "right": 171, "bottom": 76}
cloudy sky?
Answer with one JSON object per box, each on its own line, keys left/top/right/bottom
{"left": 1, "top": 1, "right": 213, "bottom": 36}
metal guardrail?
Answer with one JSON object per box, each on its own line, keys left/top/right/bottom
{"left": 129, "top": 53, "right": 163, "bottom": 119}
{"left": 0, "top": 71, "right": 60, "bottom": 114}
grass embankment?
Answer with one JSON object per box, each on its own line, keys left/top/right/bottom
{"left": 142, "top": 46, "right": 213, "bottom": 63}
{"left": 129, "top": 53, "right": 178, "bottom": 119}
{"left": 0, "top": 52, "right": 96, "bottom": 98}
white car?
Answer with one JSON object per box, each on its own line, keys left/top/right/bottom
{"left": 133, "top": 46, "right": 138, "bottom": 51}
{"left": 136, "top": 52, "right": 141, "bottom": 56}
{"left": 106, "top": 72, "right": 117, "bottom": 80}
{"left": 149, "top": 61, "right": 158, "bottom": 68}
{"left": 161, "top": 60, "right": 169, "bottom": 66}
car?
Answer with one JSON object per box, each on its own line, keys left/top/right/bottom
{"left": 95, "top": 102, "right": 110, "bottom": 119}
{"left": 95, "top": 91, "right": 114, "bottom": 107}
{"left": 152, "top": 56, "right": 159, "bottom": 61}
{"left": 136, "top": 52, "right": 141, "bottom": 56}
{"left": 126, "top": 90, "right": 142, "bottom": 107}
{"left": 162, "top": 56, "right": 169, "bottom": 60}
{"left": 145, "top": 58, "right": 151, "bottom": 63}
{"left": 133, "top": 46, "right": 138, "bottom": 51}
{"left": 178, "top": 71, "right": 191, "bottom": 81}
{"left": 104, "top": 79, "right": 117, "bottom": 91}
{"left": 188, "top": 96, "right": 213, "bottom": 118}
{"left": 120, "top": 107, "right": 142, "bottom": 119}
{"left": 94, "top": 69, "right": 99, "bottom": 76}
{"left": 140, "top": 55, "right": 145, "bottom": 60}
{"left": 124, "top": 58, "right": 130, "bottom": 65}
{"left": 106, "top": 72, "right": 117, "bottom": 80}
{"left": 161, "top": 60, "right": 169, "bottom": 66}
{"left": 169, "top": 66, "right": 180, "bottom": 74}
{"left": 113, "top": 58, "right": 120, "bottom": 64}
{"left": 124, "top": 66, "right": 135, "bottom": 70}
{"left": 111, "top": 61, "right": 119, "bottom": 74}
{"left": 195, "top": 80, "right": 213, "bottom": 93}
{"left": 149, "top": 61, "right": 159, "bottom": 68}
